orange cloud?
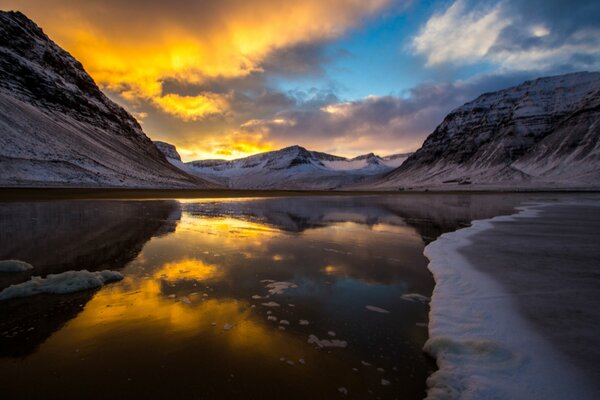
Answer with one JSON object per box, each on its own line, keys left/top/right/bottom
{"left": 7, "top": 0, "right": 391, "bottom": 121}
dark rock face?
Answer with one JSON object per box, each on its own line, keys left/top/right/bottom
{"left": 380, "top": 72, "right": 600, "bottom": 187}
{"left": 154, "top": 141, "right": 183, "bottom": 162}
{"left": 0, "top": 11, "right": 212, "bottom": 188}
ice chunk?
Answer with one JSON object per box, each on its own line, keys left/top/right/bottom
{"left": 0, "top": 270, "right": 123, "bottom": 300}
{"left": 401, "top": 293, "right": 430, "bottom": 304}
{"left": 299, "top": 320, "right": 310, "bottom": 325}
{"left": 223, "top": 323, "right": 233, "bottom": 331}
{"left": 280, "top": 320, "right": 290, "bottom": 325}
{"left": 179, "top": 296, "right": 191, "bottom": 304}
{"left": 365, "top": 305, "right": 389, "bottom": 313}
{"left": 0, "top": 260, "right": 34, "bottom": 273}
{"left": 338, "top": 387, "right": 348, "bottom": 395}
{"left": 307, "top": 334, "right": 347, "bottom": 348}
{"left": 381, "top": 379, "right": 390, "bottom": 386}
{"left": 261, "top": 301, "right": 280, "bottom": 307}
{"left": 264, "top": 281, "right": 298, "bottom": 295}
{"left": 268, "top": 316, "right": 277, "bottom": 322}
{"left": 327, "top": 331, "right": 336, "bottom": 337}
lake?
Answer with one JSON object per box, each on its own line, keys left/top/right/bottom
{"left": 0, "top": 193, "right": 550, "bottom": 399}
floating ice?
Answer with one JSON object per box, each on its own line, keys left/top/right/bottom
{"left": 280, "top": 320, "right": 290, "bottom": 325}
{"left": 260, "top": 279, "right": 275, "bottom": 283}
{"left": 327, "top": 331, "right": 336, "bottom": 337}
{"left": 179, "top": 296, "right": 191, "bottom": 304}
{"left": 361, "top": 361, "right": 371, "bottom": 366}
{"left": 251, "top": 295, "right": 264, "bottom": 299}
{"left": 268, "top": 316, "right": 277, "bottom": 322}
{"left": 0, "top": 260, "right": 33, "bottom": 273}
{"left": 401, "top": 293, "right": 430, "bottom": 304}
{"left": 381, "top": 379, "right": 390, "bottom": 386}
{"left": 307, "top": 334, "right": 347, "bottom": 348}
{"left": 223, "top": 323, "right": 233, "bottom": 331}
{"left": 365, "top": 305, "right": 389, "bottom": 313}
{"left": 298, "top": 359, "right": 305, "bottom": 365}
{"left": 0, "top": 270, "right": 123, "bottom": 300}
{"left": 299, "top": 320, "right": 310, "bottom": 325}
{"left": 265, "top": 281, "right": 298, "bottom": 295}
{"left": 338, "top": 387, "right": 348, "bottom": 395}
{"left": 279, "top": 326, "right": 286, "bottom": 331}
{"left": 261, "top": 301, "right": 280, "bottom": 307}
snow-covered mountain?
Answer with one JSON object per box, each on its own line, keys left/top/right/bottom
{"left": 156, "top": 144, "right": 410, "bottom": 189}
{"left": 368, "top": 72, "right": 600, "bottom": 190}
{"left": 0, "top": 11, "right": 214, "bottom": 188}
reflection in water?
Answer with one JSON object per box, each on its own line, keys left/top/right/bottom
{"left": 0, "top": 194, "right": 537, "bottom": 399}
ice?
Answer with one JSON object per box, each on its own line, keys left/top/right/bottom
{"left": 0, "top": 270, "right": 123, "bottom": 300}
{"left": 381, "top": 379, "right": 390, "bottom": 386}
{"left": 279, "top": 320, "right": 290, "bottom": 325}
{"left": 299, "top": 320, "right": 310, "bottom": 325}
{"left": 264, "top": 281, "right": 298, "bottom": 295}
{"left": 251, "top": 294, "right": 265, "bottom": 299}
{"left": 365, "top": 305, "right": 389, "bottom": 313}
{"left": 268, "top": 316, "right": 277, "bottom": 322}
{"left": 401, "top": 293, "right": 430, "bottom": 304}
{"left": 307, "top": 334, "right": 347, "bottom": 348}
{"left": 223, "top": 323, "right": 233, "bottom": 331}
{"left": 179, "top": 296, "right": 191, "bottom": 304}
{"left": 327, "top": 331, "right": 336, "bottom": 337}
{"left": 0, "top": 260, "right": 34, "bottom": 272}
{"left": 338, "top": 387, "right": 348, "bottom": 395}
{"left": 423, "top": 205, "right": 598, "bottom": 400}
{"left": 261, "top": 301, "right": 280, "bottom": 307}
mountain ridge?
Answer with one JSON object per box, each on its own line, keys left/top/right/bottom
{"left": 0, "top": 11, "right": 214, "bottom": 188}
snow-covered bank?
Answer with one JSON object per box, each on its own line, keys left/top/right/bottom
{"left": 423, "top": 205, "right": 597, "bottom": 399}
{"left": 0, "top": 270, "right": 123, "bottom": 300}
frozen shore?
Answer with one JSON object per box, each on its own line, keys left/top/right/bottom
{"left": 423, "top": 200, "right": 600, "bottom": 399}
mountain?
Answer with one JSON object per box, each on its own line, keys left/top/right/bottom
{"left": 369, "top": 72, "right": 600, "bottom": 190}
{"left": 156, "top": 144, "right": 411, "bottom": 189}
{"left": 0, "top": 11, "right": 214, "bottom": 188}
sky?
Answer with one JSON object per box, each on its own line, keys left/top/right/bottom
{"left": 2, "top": 0, "right": 600, "bottom": 161}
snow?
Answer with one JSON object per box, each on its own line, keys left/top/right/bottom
{"left": 0, "top": 270, "right": 123, "bottom": 300}
{"left": 0, "top": 259, "right": 33, "bottom": 272}
{"left": 307, "top": 334, "right": 348, "bottom": 348}
{"left": 423, "top": 205, "right": 597, "bottom": 400}
{"left": 365, "top": 305, "right": 389, "bottom": 313}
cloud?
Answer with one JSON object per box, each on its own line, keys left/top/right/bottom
{"left": 8, "top": 0, "right": 391, "bottom": 119}
{"left": 237, "top": 72, "right": 536, "bottom": 157}
{"left": 413, "top": 0, "right": 510, "bottom": 67}
{"left": 413, "top": 0, "right": 600, "bottom": 72}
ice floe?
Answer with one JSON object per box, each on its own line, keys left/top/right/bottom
{"left": 401, "top": 293, "right": 430, "bottom": 304}
{"left": 299, "top": 320, "right": 310, "bottom": 325}
{"left": 424, "top": 205, "right": 597, "bottom": 400}
{"left": 267, "top": 316, "right": 277, "bottom": 322}
{"left": 0, "top": 260, "right": 34, "bottom": 273}
{"left": 365, "top": 305, "right": 389, "bottom": 313}
{"left": 0, "top": 270, "right": 123, "bottom": 300}
{"left": 307, "top": 334, "right": 347, "bottom": 348}
{"left": 223, "top": 323, "right": 233, "bottom": 331}
{"left": 279, "top": 320, "right": 290, "bottom": 325}
{"left": 380, "top": 379, "right": 390, "bottom": 386}
{"left": 264, "top": 281, "right": 298, "bottom": 295}
{"left": 338, "top": 387, "right": 348, "bottom": 395}
{"left": 261, "top": 301, "right": 280, "bottom": 307}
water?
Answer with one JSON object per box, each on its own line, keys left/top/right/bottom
{"left": 0, "top": 194, "right": 535, "bottom": 399}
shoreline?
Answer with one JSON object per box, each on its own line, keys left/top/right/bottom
{"left": 0, "top": 187, "right": 598, "bottom": 201}
{"left": 423, "top": 203, "right": 598, "bottom": 399}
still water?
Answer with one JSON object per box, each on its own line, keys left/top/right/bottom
{"left": 0, "top": 194, "right": 532, "bottom": 399}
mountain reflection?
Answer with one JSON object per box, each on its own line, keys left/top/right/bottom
{"left": 0, "top": 194, "right": 532, "bottom": 399}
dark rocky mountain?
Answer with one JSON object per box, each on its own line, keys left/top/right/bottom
{"left": 0, "top": 11, "right": 214, "bottom": 188}
{"left": 370, "top": 72, "right": 600, "bottom": 190}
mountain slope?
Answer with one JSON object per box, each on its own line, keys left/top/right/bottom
{"left": 157, "top": 144, "right": 410, "bottom": 189}
{"left": 370, "top": 72, "right": 600, "bottom": 190}
{"left": 0, "top": 11, "right": 213, "bottom": 188}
